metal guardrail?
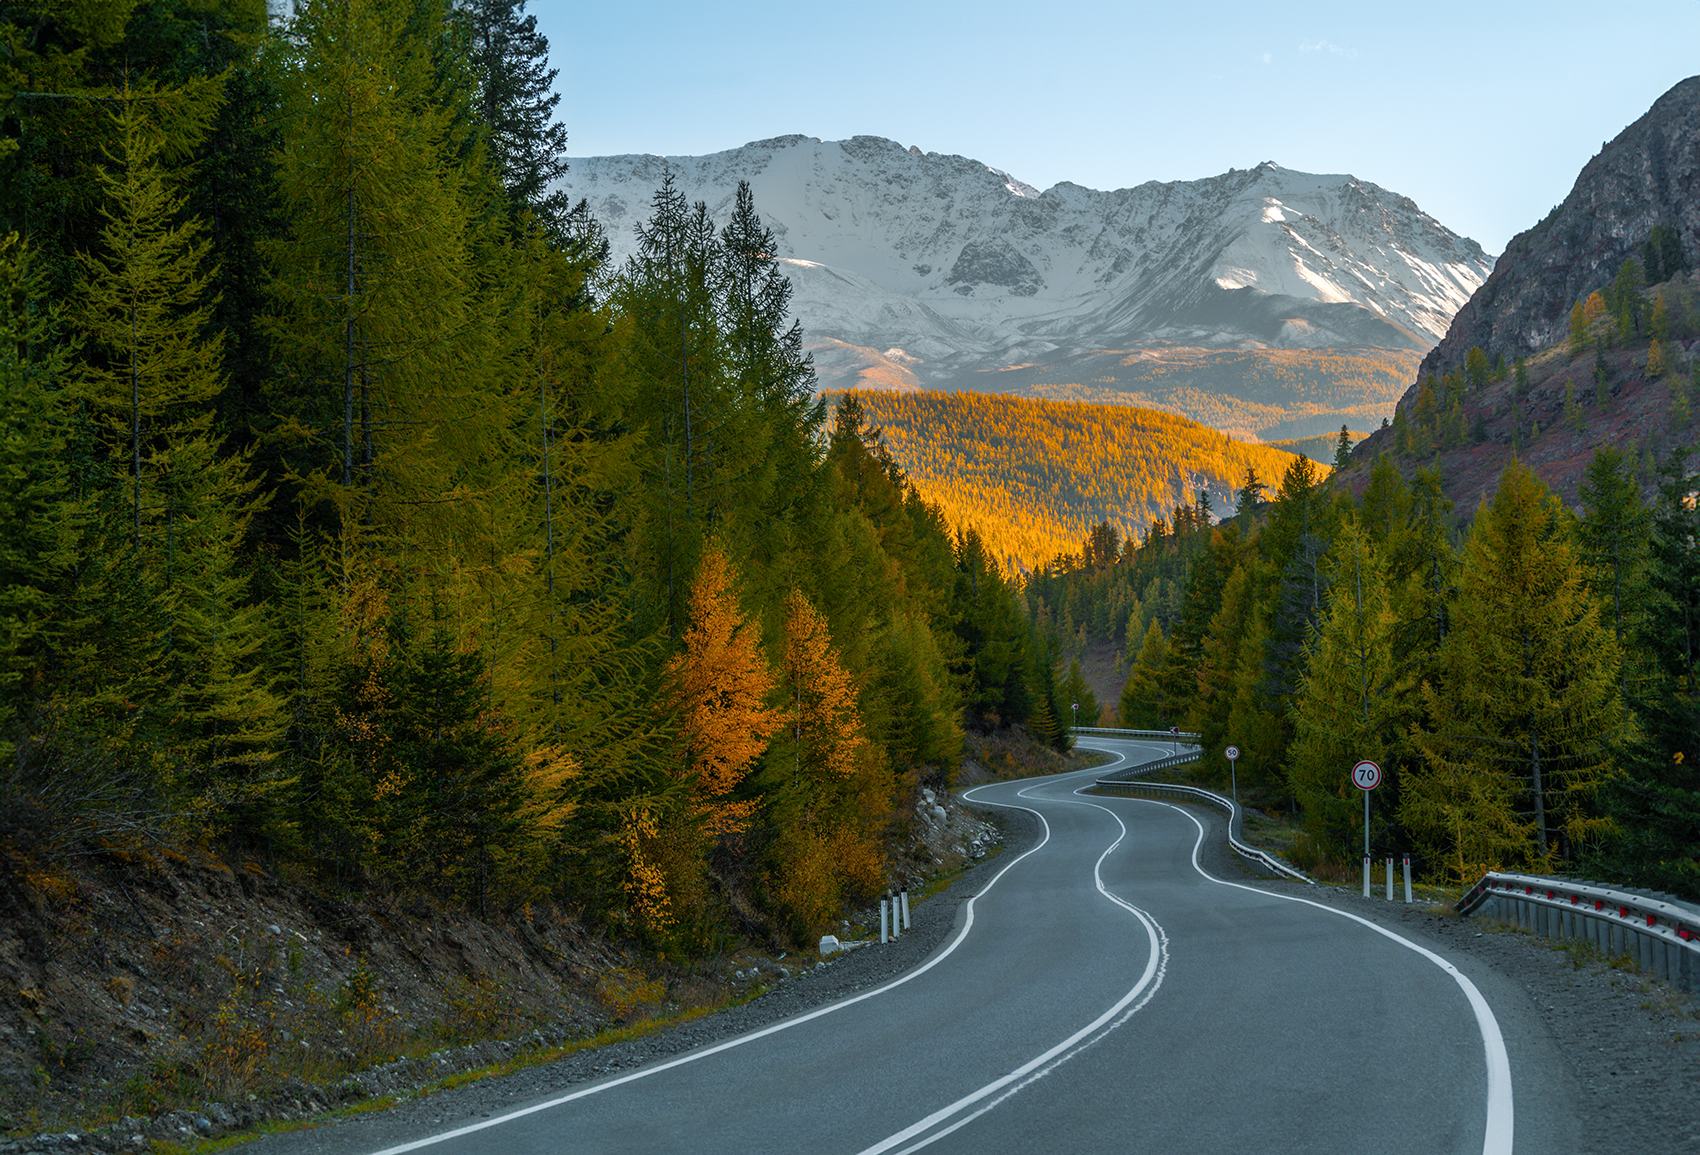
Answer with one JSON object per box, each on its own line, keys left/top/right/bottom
{"left": 1097, "top": 750, "right": 1202, "bottom": 778}
{"left": 1072, "top": 726, "right": 1202, "bottom": 742}
{"left": 1092, "top": 774, "right": 1313, "bottom": 885}
{"left": 1458, "top": 870, "right": 1700, "bottom": 992}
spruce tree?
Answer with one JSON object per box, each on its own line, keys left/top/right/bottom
{"left": 1577, "top": 446, "right": 1650, "bottom": 677}
{"left": 1590, "top": 450, "right": 1700, "bottom": 898}
{"left": 1331, "top": 424, "right": 1352, "bottom": 471}
{"left": 460, "top": 0, "right": 572, "bottom": 236}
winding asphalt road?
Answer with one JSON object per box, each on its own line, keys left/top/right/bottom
{"left": 273, "top": 737, "right": 1589, "bottom": 1154}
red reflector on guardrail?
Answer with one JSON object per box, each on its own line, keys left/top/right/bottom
{"left": 1647, "top": 914, "right": 1657, "bottom": 927}
{"left": 1570, "top": 895, "right": 1579, "bottom": 904}
{"left": 1620, "top": 907, "right": 1631, "bottom": 918}
{"left": 1595, "top": 899, "right": 1604, "bottom": 910}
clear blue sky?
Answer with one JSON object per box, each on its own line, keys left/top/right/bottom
{"left": 531, "top": 1, "right": 1700, "bottom": 256}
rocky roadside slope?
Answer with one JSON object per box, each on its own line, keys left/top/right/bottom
{"left": 0, "top": 770, "right": 1012, "bottom": 1153}
{"left": 5, "top": 787, "right": 1693, "bottom": 1154}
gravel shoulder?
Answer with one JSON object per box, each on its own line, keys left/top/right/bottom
{"left": 255, "top": 794, "right": 1699, "bottom": 1155}
{"left": 19, "top": 790, "right": 1691, "bottom": 1155}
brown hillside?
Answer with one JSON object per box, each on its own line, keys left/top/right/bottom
{"left": 1344, "top": 287, "right": 1697, "bottom": 518}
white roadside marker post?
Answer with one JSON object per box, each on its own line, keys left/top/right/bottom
{"left": 901, "top": 887, "right": 910, "bottom": 931}
{"left": 1403, "top": 854, "right": 1414, "bottom": 903}
{"left": 880, "top": 895, "right": 889, "bottom": 944}
{"left": 1363, "top": 855, "right": 1371, "bottom": 898}
{"left": 1385, "top": 857, "right": 1394, "bottom": 901}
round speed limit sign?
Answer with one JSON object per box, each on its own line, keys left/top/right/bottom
{"left": 1224, "top": 745, "right": 1240, "bottom": 761}
{"left": 1351, "top": 760, "right": 1382, "bottom": 791}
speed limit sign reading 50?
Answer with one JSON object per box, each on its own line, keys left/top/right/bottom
{"left": 1224, "top": 745, "right": 1240, "bottom": 761}
{"left": 1352, "top": 760, "right": 1382, "bottom": 791}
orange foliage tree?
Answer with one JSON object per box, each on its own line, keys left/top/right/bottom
{"left": 778, "top": 588, "right": 865, "bottom": 791}
{"left": 664, "top": 546, "right": 783, "bottom": 839}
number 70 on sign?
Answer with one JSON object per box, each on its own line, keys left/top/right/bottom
{"left": 1352, "top": 760, "right": 1381, "bottom": 791}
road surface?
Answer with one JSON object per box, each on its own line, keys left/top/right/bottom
{"left": 258, "top": 736, "right": 1585, "bottom": 1155}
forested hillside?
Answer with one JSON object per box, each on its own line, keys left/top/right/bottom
{"left": 0, "top": 0, "right": 1077, "bottom": 961}
{"left": 1033, "top": 427, "right": 1699, "bottom": 898}
{"left": 836, "top": 389, "right": 1316, "bottom": 574}
{"left": 976, "top": 345, "right": 1421, "bottom": 442}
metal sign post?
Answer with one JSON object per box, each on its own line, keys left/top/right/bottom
{"left": 1225, "top": 745, "right": 1240, "bottom": 812}
{"left": 1352, "top": 760, "right": 1381, "bottom": 899}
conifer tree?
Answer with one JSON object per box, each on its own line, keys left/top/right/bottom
{"left": 1117, "top": 618, "right": 1168, "bottom": 729}
{"left": 71, "top": 83, "right": 221, "bottom": 547}
{"left": 664, "top": 546, "right": 782, "bottom": 840}
{"left": 1590, "top": 450, "right": 1700, "bottom": 898}
{"left": 1331, "top": 424, "right": 1352, "bottom": 472}
{"left": 460, "top": 0, "right": 572, "bottom": 234}
{"left": 269, "top": 0, "right": 487, "bottom": 531}
{"left": 773, "top": 588, "right": 865, "bottom": 795}
{"left": 1464, "top": 346, "right": 1489, "bottom": 394}
{"left": 70, "top": 81, "right": 287, "bottom": 821}
{"left": 1405, "top": 463, "right": 1624, "bottom": 869}
{"left": 1577, "top": 447, "right": 1650, "bottom": 669}
{"left": 1235, "top": 464, "right": 1266, "bottom": 519}
{"left": 1289, "top": 528, "right": 1404, "bottom": 858}
{"left": 0, "top": 235, "right": 77, "bottom": 758}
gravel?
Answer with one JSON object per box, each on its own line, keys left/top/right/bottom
{"left": 8, "top": 799, "right": 1694, "bottom": 1155}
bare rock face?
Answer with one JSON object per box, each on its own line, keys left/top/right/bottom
{"left": 1415, "top": 75, "right": 1700, "bottom": 387}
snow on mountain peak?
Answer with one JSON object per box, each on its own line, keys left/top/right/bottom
{"left": 558, "top": 135, "right": 1491, "bottom": 396}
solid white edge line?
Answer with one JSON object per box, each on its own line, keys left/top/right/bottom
{"left": 1144, "top": 795, "right": 1515, "bottom": 1155}
{"left": 853, "top": 761, "right": 1171, "bottom": 1154}
{"left": 359, "top": 776, "right": 1066, "bottom": 1155}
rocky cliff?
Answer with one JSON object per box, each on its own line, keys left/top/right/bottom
{"left": 1415, "top": 76, "right": 1700, "bottom": 385}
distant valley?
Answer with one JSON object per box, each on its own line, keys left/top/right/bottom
{"left": 561, "top": 137, "right": 1489, "bottom": 439}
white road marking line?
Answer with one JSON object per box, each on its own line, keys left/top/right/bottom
{"left": 1144, "top": 795, "right": 1515, "bottom": 1155}
{"left": 853, "top": 770, "right": 1169, "bottom": 1154}
{"left": 359, "top": 776, "right": 1062, "bottom": 1155}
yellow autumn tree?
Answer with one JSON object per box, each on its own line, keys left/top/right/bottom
{"left": 766, "top": 588, "right": 881, "bottom": 938}
{"left": 777, "top": 588, "right": 865, "bottom": 791}
{"left": 665, "top": 547, "right": 783, "bottom": 838}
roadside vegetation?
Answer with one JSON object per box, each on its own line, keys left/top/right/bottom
{"left": 1033, "top": 358, "right": 1698, "bottom": 897}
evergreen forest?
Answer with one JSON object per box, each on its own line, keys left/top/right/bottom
{"left": 0, "top": 0, "right": 1080, "bottom": 953}
{"left": 1034, "top": 437, "right": 1699, "bottom": 898}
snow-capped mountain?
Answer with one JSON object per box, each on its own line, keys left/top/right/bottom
{"left": 559, "top": 135, "right": 1492, "bottom": 437}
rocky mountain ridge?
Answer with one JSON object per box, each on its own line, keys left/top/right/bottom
{"left": 1415, "top": 75, "right": 1700, "bottom": 385}
{"left": 559, "top": 136, "right": 1491, "bottom": 438}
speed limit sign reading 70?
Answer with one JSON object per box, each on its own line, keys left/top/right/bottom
{"left": 1352, "top": 760, "right": 1382, "bottom": 791}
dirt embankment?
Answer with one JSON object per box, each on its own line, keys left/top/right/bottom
{"left": 0, "top": 744, "right": 1051, "bottom": 1151}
